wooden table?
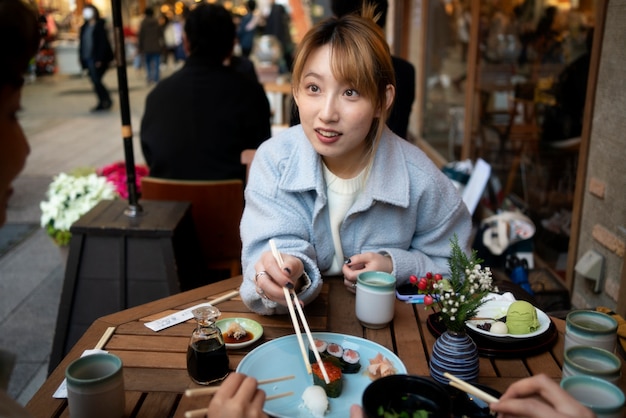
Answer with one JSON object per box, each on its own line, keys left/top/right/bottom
{"left": 26, "top": 276, "right": 626, "bottom": 417}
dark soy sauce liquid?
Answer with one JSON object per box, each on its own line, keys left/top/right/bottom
{"left": 187, "top": 339, "right": 230, "bottom": 385}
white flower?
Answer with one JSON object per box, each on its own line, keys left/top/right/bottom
{"left": 40, "top": 172, "right": 116, "bottom": 245}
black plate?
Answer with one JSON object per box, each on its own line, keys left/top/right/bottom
{"left": 427, "top": 312, "right": 558, "bottom": 358}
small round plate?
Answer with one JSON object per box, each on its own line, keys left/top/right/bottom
{"left": 216, "top": 318, "right": 263, "bottom": 349}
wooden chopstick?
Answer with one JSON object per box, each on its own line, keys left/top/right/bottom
{"left": 94, "top": 326, "right": 116, "bottom": 350}
{"left": 184, "top": 392, "right": 294, "bottom": 418}
{"left": 269, "top": 239, "right": 330, "bottom": 384}
{"left": 208, "top": 290, "right": 239, "bottom": 305}
{"left": 184, "top": 375, "right": 295, "bottom": 397}
{"left": 443, "top": 372, "right": 500, "bottom": 404}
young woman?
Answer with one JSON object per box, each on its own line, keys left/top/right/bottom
{"left": 240, "top": 7, "right": 472, "bottom": 315}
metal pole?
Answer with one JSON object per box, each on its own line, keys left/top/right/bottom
{"left": 110, "top": 0, "right": 142, "bottom": 217}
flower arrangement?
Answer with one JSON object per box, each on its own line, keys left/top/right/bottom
{"left": 97, "top": 161, "right": 149, "bottom": 199}
{"left": 40, "top": 170, "right": 117, "bottom": 246}
{"left": 410, "top": 235, "right": 497, "bottom": 333}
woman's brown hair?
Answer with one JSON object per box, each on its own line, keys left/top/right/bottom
{"left": 291, "top": 4, "right": 395, "bottom": 154}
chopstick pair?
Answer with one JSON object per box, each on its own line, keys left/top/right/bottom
{"left": 184, "top": 375, "right": 296, "bottom": 418}
{"left": 184, "top": 392, "right": 293, "bottom": 418}
{"left": 443, "top": 372, "right": 500, "bottom": 404}
{"left": 269, "top": 239, "right": 330, "bottom": 385}
{"left": 184, "top": 375, "right": 295, "bottom": 397}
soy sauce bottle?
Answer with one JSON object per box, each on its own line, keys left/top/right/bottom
{"left": 186, "top": 305, "right": 230, "bottom": 385}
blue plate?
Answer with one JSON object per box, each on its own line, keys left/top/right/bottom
{"left": 236, "top": 332, "right": 407, "bottom": 418}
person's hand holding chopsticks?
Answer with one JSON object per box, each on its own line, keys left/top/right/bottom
{"left": 253, "top": 249, "right": 304, "bottom": 304}
{"left": 488, "top": 374, "right": 595, "bottom": 418}
{"left": 199, "top": 372, "right": 269, "bottom": 418}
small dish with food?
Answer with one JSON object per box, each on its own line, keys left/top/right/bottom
{"left": 216, "top": 318, "right": 263, "bottom": 349}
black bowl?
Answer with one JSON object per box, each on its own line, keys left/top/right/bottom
{"left": 362, "top": 374, "right": 452, "bottom": 418}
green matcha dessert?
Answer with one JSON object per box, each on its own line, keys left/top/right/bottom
{"left": 506, "top": 301, "right": 540, "bottom": 334}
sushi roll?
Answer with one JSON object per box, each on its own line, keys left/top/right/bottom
{"left": 341, "top": 348, "right": 361, "bottom": 374}
{"left": 309, "top": 339, "right": 328, "bottom": 364}
{"left": 326, "top": 343, "right": 343, "bottom": 359}
{"left": 312, "top": 361, "right": 343, "bottom": 398}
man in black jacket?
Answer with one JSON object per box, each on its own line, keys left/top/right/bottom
{"left": 140, "top": 3, "right": 271, "bottom": 181}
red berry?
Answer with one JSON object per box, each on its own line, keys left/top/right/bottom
{"left": 417, "top": 278, "right": 428, "bottom": 290}
{"left": 409, "top": 275, "right": 418, "bottom": 284}
{"left": 434, "top": 273, "right": 443, "bottom": 281}
{"left": 426, "top": 272, "right": 433, "bottom": 279}
{"left": 424, "top": 295, "right": 434, "bottom": 306}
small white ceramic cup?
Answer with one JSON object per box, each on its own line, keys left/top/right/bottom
{"left": 356, "top": 271, "right": 396, "bottom": 329}
{"left": 66, "top": 353, "right": 125, "bottom": 418}
{"left": 562, "top": 345, "right": 622, "bottom": 383}
{"left": 561, "top": 375, "right": 625, "bottom": 418}
{"left": 564, "top": 310, "right": 618, "bottom": 354}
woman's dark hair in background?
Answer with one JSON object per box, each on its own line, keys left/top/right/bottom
{"left": 184, "top": 3, "right": 236, "bottom": 63}
{"left": 0, "top": 0, "right": 40, "bottom": 87}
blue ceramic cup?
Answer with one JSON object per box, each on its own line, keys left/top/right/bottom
{"left": 356, "top": 271, "right": 396, "bottom": 329}
{"left": 561, "top": 375, "right": 625, "bottom": 418}
{"left": 564, "top": 310, "right": 617, "bottom": 354}
{"left": 66, "top": 353, "right": 125, "bottom": 418}
{"left": 562, "top": 345, "right": 622, "bottom": 383}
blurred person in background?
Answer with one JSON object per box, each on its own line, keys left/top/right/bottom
{"left": 140, "top": 3, "right": 271, "bottom": 182}
{"left": 138, "top": 7, "right": 164, "bottom": 84}
{"left": 79, "top": 4, "right": 114, "bottom": 111}
{"left": 237, "top": 0, "right": 261, "bottom": 59}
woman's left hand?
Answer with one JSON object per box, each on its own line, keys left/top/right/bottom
{"left": 342, "top": 252, "right": 393, "bottom": 293}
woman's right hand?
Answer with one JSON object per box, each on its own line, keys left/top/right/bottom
{"left": 489, "top": 374, "right": 595, "bottom": 418}
{"left": 253, "top": 250, "right": 304, "bottom": 303}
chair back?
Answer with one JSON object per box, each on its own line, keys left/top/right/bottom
{"left": 240, "top": 149, "right": 257, "bottom": 184}
{"left": 140, "top": 177, "right": 244, "bottom": 276}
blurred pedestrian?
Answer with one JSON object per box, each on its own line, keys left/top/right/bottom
{"left": 237, "top": 0, "right": 261, "bottom": 59}
{"left": 79, "top": 4, "right": 114, "bottom": 111}
{"left": 138, "top": 8, "right": 163, "bottom": 84}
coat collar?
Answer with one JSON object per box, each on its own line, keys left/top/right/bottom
{"left": 278, "top": 126, "right": 411, "bottom": 208}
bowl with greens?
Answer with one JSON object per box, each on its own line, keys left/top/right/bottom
{"left": 362, "top": 374, "right": 451, "bottom": 418}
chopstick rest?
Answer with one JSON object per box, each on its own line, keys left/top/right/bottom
{"left": 144, "top": 290, "right": 239, "bottom": 331}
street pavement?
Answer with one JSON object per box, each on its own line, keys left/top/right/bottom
{"left": 0, "top": 64, "right": 165, "bottom": 406}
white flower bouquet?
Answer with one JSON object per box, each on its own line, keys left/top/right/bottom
{"left": 40, "top": 171, "right": 117, "bottom": 246}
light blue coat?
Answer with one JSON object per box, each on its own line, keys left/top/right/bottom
{"left": 240, "top": 126, "right": 472, "bottom": 315}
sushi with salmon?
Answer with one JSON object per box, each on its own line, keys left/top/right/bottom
{"left": 308, "top": 339, "right": 361, "bottom": 374}
{"left": 312, "top": 360, "right": 343, "bottom": 398}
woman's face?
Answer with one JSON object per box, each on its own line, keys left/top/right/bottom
{"left": 294, "top": 44, "right": 380, "bottom": 178}
{"left": 0, "top": 85, "right": 30, "bottom": 227}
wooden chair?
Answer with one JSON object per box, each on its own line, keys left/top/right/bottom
{"left": 140, "top": 177, "right": 244, "bottom": 278}
{"left": 240, "top": 149, "right": 256, "bottom": 184}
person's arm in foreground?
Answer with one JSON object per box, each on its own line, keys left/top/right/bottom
{"left": 206, "top": 373, "right": 268, "bottom": 418}
{"left": 489, "top": 374, "right": 595, "bottom": 418}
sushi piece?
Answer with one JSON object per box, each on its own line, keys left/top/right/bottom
{"left": 340, "top": 348, "right": 361, "bottom": 374}
{"left": 301, "top": 385, "right": 329, "bottom": 418}
{"left": 312, "top": 361, "right": 343, "bottom": 398}
{"left": 326, "top": 343, "right": 343, "bottom": 359}
{"left": 224, "top": 321, "right": 247, "bottom": 340}
{"left": 309, "top": 339, "right": 328, "bottom": 364}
